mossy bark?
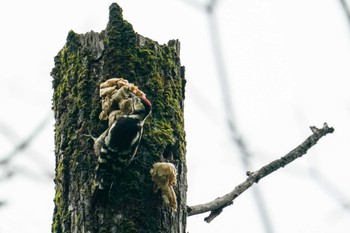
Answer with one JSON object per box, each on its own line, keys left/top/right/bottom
{"left": 51, "top": 3, "right": 186, "bottom": 233}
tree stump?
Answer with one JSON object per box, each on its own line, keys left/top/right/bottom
{"left": 51, "top": 3, "right": 186, "bottom": 232}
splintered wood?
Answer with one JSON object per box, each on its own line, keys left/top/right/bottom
{"left": 150, "top": 162, "right": 177, "bottom": 211}
{"left": 99, "top": 78, "right": 146, "bottom": 126}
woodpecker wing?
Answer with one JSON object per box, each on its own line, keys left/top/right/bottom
{"left": 106, "top": 117, "right": 143, "bottom": 158}
{"left": 92, "top": 117, "right": 144, "bottom": 205}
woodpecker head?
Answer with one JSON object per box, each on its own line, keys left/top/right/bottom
{"left": 129, "top": 93, "right": 152, "bottom": 121}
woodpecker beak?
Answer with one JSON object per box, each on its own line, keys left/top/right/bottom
{"left": 130, "top": 92, "right": 152, "bottom": 107}
{"left": 141, "top": 96, "right": 152, "bottom": 108}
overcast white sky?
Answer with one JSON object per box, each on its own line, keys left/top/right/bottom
{"left": 0, "top": 0, "right": 350, "bottom": 232}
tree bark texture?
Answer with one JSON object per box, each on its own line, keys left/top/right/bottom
{"left": 51, "top": 3, "right": 186, "bottom": 233}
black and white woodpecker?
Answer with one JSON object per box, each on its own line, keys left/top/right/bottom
{"left": 92, "top": 92, "right": 152, "bottom": 203}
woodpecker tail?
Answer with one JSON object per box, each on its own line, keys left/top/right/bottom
{"left": 91, "top": 160, "right": 113, "bottom": 207}
{"left": 92, "top": 186, "right": 109, "bottom": 207}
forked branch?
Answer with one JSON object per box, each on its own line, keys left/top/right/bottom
{"left": 187, "top": 123, "right": 334, "bottom": 222}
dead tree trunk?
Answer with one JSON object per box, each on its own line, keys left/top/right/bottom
{"left": 51, "top": 3, "right": 186, "bottom": 232}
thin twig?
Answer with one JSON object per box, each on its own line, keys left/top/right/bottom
{"left": 339, "top": 0, "right": 350, "bottom": 28}
{"left": 0, "top": 114, "right": 51, "bottom": 165}
{"left": 205, "top": 1, "right": 274, "bottom": 231}
{"left": 309, "top": 167, "right": 350, "bottom": 210}
{"left": 0, "top": 200, "right": 5, "bottom": 208}
{"left": 188, "top": 123, "right": 334, "bottom": 222}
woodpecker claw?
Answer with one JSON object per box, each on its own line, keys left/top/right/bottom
{"left": 82, "top": 128, "right": 97, "bottom": 142}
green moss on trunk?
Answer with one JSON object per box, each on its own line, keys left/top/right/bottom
{"left": 51, "top": 3, "right": 186, "bottom": 233}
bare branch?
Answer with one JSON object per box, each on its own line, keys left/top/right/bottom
{"left": 309, "top": 167, "right": 350, "bottom": 210}
{"left": 188, "top": 123, "right": 334, "bottom": 222}
{"left": 0, "top": 114, "right": 51, "bottom": 165}
{"left": 0, "top": 200, "right": 6, "bottom": 208}
{"left": 339, "top": 0, "right": 350, "bottom": 28}
{"left": 205, "top": 1, "right": 275, "bottom": 230}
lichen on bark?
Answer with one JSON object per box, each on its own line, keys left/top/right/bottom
{"left": 51, "top": 3, "right": 186, "bottom": 233}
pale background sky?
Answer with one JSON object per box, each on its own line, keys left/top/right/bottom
{"left": 0, "top": 0, "right": 350, "bottom": 232}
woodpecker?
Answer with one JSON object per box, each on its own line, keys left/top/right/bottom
{"left": 92, "top": 92, "right": 152, "bottom": 204}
